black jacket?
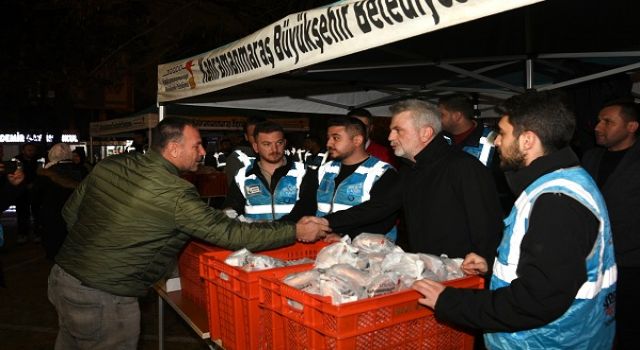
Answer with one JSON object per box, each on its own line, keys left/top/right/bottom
{"left": 582, "top": 140, "right": 640, "bottom": 267}
{"left": 435, "top": 147, "right": 599, "bottom": 332}
{"left": 325, "top": 135, "right": 503, "bottom": 261}
{"left": 447, "top": 123, "right": 514, "bottom": 214}
{"left": 32, "top": 161, "right": 85, "bottom": 258}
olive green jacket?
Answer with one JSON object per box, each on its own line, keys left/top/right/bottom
{"left": 57, "top": 150, "right": 295, "bottom": 296}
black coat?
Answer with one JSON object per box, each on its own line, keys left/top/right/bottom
{"left": 582, "top": 140, "right": 640, "bottom": 267}
{"left": 325, "top": 135, "right": 503, "bottom": 261}
{"left": 32, "top": 161, "right": 84, "bottom": 258}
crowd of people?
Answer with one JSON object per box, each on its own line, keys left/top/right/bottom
{"left": 0, "top": 91, "right": 638, "bottom": 349}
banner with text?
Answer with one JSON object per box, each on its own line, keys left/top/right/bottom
{"left": 90, "top": 114, "right": 159, "bottom": 137}
{"left": 158, "top": 0, "right": 541, "bottom": 102}
{"left": 185, "top": 116, "right": 310, "bottom": 132}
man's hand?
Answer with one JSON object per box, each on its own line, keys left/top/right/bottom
{"left": 7, "top": 169, "right": 24, "bottom": 186}
{"left": 298, "top": 216, "right": 329, "bottom": 226}
{"left": 295, "top": 217, "right": 330, "bottom": 243}
{"left": 461, "top": 252, "right": 488, "bottom": 275}
{"left": 412, "top": 279, "right": 446, "bottom": 309}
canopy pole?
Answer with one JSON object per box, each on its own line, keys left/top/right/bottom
{"left": 159, "top": 105, "right": 165, "bottom": 122}
{"left": 526, "top": 58, "right": 534, "bottom": 90}
{"left": 89, "top": 136, "right": 94, "bottom": 164}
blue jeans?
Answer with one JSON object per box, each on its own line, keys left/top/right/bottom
{"left": 47, "top": 264, "right": 140, "bottom": 350}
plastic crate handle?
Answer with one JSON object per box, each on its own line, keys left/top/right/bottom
{"left": 287, "top": 298, "right": 304, "bottom": 311}
{"left": 219, "top": 272, "right": 229, "bottom": 281}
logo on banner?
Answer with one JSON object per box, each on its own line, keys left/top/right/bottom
{"left": 185, "top": 60, "right": 196, "bottom": 89}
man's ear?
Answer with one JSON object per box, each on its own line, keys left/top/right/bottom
{"left": 252, "top": 142, "right": 259, "bottom": 154}
{"left": 518, "top": 130, "right": 540, "bottom": 153}
{"left": 452, "top": 111, "right": 463, "bottom": 123}
{"left": 353, "top": 134, "right": 364, "bottom": 147}
{"left": 627, "top": 120, "right": 639, "bottom": 134}
{"left": 167, "top": 141, "right": 180, "bottom": 158}
{"left": 419, "top": 126, "right": 434, "bottom": 143}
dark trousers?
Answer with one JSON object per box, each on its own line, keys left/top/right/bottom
{"left": 616, "top": 266, "right": 640, "bottom": 350}
{"left": 15, "top": 193, "right": 32, "bottom": 237}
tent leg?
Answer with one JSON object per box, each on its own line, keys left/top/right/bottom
{"left": 526, "top": 58, "right": 534, "bottom": 90}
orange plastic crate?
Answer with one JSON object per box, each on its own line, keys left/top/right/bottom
{"left": 178, "top": 240, "right": 225, "bottom": 309}
{"left": 259, "top": 273, "right": 484, "bottom": 350}
{"left": 199, "top": 241, "right": 328, "bottom": 350}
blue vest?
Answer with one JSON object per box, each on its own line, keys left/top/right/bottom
{"left": 234, "top": 160, "right": 306, "bottom": 221}
{"left": 445, "top": 125, "right": 496, "bottom": 166}
{"left": 316, "top": 157, "right": 397, "bottom": 241}
{"left": 485, "top": 167, "right": 616, "bottom": 350}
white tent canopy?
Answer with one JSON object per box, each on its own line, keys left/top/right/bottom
{"left": 182, "top": 90, "right": 396, "bottom": 116}
{"left": 157, "top": 0, "right": 639, "bottom": 119}
{"left": 158, "top": 0, "right": 541, "bottom": 105}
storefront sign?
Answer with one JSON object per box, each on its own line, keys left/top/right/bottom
{"left": 0, "top": 132, "right": 79, "bottom": 143}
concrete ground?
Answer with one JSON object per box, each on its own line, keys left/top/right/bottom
{"left": 0, "top": 211, "right": 212, "bottom": 350}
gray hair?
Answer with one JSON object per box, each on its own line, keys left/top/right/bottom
{"left": 389, "top": 99, "right": 442, "bottom": 134}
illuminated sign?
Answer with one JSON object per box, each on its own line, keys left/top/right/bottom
{"left": 0, "top": 132, "right": 79, "bottom": 143}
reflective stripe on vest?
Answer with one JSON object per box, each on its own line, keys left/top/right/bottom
{"left": 244, "top": 204, "right": 295, "bottom": 214}
{"left": 461, "top": 127, "right": 496, "bottom": 167}
{"left": 235, "top": 150, "right": 254, "bottom": 168}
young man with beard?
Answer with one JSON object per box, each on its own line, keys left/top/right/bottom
{"left": 223, "top": 121, "right": 306, "bottom": 221}
{"left": 282, "top": 117, "right": 398, "bottom": 241}
{"left": 412, "top": 91, "right": 616, "bottom": 349}
{"left": 582, "top": 100, "right": 640, "bottom": 349}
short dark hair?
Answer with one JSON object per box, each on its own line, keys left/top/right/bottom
{"left": 602, "top": 99, "right": 639, "bottom": 123}
{"left": 438, "top": 94, "right": 475, "bottom": 120}
{"left": 327, "top": 116, "right": 368, "bottom": 143}
{"left": 150, "top": 117, "right": 193, "bottom": 152}
{"left": 347, "top": 108, "right": 372, "bottom": 121}
{"left": 495, "top": 91, "right": 575, "bottom": 154}
{"left": 253, "top": 121, "right": 284, "bottom": 139}
{"left": 243, "top": 116, "right": 267, "bottom": 134}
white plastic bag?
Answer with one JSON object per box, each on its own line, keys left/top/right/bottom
{"left": 314, "top": 236, "right": 358, "bottom": 269}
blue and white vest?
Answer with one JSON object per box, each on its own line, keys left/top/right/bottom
{"left": 445, "top": 125, "right": 496, "bottom": 167}
{"left": 485, "top": 167, "right": 616, "bottom": 350}
{"left": 234, "top": 160, "right": 306, "bottom": 221}
{"left": 316, "top": 156, "right": 397, "bottom": 241}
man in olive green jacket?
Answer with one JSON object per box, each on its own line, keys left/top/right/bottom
{"left": 48, "top": 117, "right": 329, "bottom": 350}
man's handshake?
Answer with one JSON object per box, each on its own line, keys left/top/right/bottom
{"left": 295, "top": 216, "right": 331, "bottom": 243}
